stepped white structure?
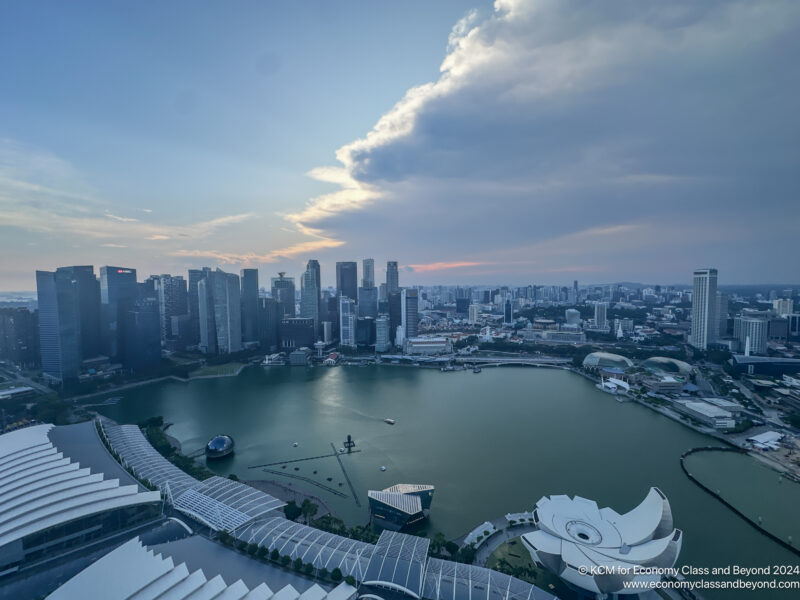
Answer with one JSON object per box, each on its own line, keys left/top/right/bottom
{"left": 521, "top": 488, "right": 682, "bottom": 596}
{"left": 47, "top": 536, "right": 357, "bottom": 600}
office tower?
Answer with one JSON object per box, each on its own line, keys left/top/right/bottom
{"left": 154, "top": 275, "right": 187, "bottom": 344}
{"left": 504, "top": 296, "right": 513, "bottom": 325}
{"left": 197, "top": 269, "right": 217, "bottom": 354}
{"left": 99, "top": 266, "right": 138, "bottom": 358}
{"left": 774, "top": 298, "right": 794, "bottom": 317}
{"left": 734, "top": 316, "right": 768, "bottom": 355}
{"left": 257, "top": 297, "right": 280, "bottom": 352}
{"left": 210, "top": 269, "right": 242, "bottom": 354}
{"left": 336, "top": 262, "right": 358, "bottom": 302}
{"left": 36, "top": 270, "right": 81, "bottom": 382}
{"left": 187, "top": 269, "right": 204, "bottom": 346}
{"left": 455, "top": 298, "right": 470, "bottom": 316}
{"left": 362, "top": 258, "right": 375, "bottom": 288}
{"left": 358, "top": 286, "right": 378, "bottom": 319}
{"left": 119, "top": 298, "right": 161, "bottom": 370}
{"left": 386, "top": 261, "right": 399, "bottom": 294}
{"left": 573, "top": 280, "right": 578, "bottom": 295}
{"left": 716, "top": 292, "right": 729, "bottom": 337}
{"left": 379, "top": 283, "right": 388, "bottom": 302}
{"left": 0, "top": 308, "right": 39, "bottom": 368}
{"left": 271, "top": 273, "right": 296, "bottom": 319}
{"left": 690, "top": 268, "right": 718, "bottom": 350}
{"left": 375, "top": 315, "right": 391, "bottom": 352}
{"left": 240, "top": 268, "right": 259, "bottom": 343}
{"left": 279, "top": 317, "right": 316, "bottom": 350}
{"left": 58, "top": 266, "right": 103, "bottom": 359}
{"left": 401, "top": 288, "right": 419, "bottom": 339}
{"left": 388, "top": 292, "right": 402, "bottom": 343}
{"left": 322, "top": 321, "right": 333, "bottom": 344}
{"left": 339, "top": 296, "right": 356, "bottom": 347}
{"left": 594, "top": 302, "right": 608, "bottom": 330}
{"left": 356, "top": 317, "right": 376, "bottom": 346}
{"left": 468, "top": 304, "right": 480, "bottom": 325}
{"left": 300, "top": 264, "right": 320, "bottom": 335}
{"left": 326, "top": 295, "right": 339, "bottom": 339}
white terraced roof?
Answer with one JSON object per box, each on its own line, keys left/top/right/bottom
{"left": 367, "top": 491, "right": 423, "bottom": 515}
{"left": 382, "top": 484, "right": 434, "bottom": 494}
{"left": 236, "top": 517, "right": 374, "bottom": 580}
{"left": 46, "top": 537, "right": 272, "bottom": 600}
{"left": 0, "top": 424, "right": 161, "bottom": 549}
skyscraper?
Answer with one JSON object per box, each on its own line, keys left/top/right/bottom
{"left": 99, "top": 266, "right": 138, "bottom": 358}
{"left": 594, "top": 302, "right": 608, "bottom": 330}
{"left": 504, "top": 296, "right": 513, "bottom": 325}
{"left": 197, "top": 269, "right": 217, "bottom": 354}
{"left": 375, "top": 315, "right": 391, "bottom": 352}
{"left": 773, "top": 298, "right": 794, "bottom": 317}
{"left": 386, "top": 261, "right": 399, "bottom": 294}
{"left": 119, "top": 298, "right": 161, "bottom": 371}
{"left": 300, "top": 263, "right": 320, "bottom": 336}
{"left": 154, "top": 275, "right": 187, "bottom": 345}
{"left": 271, "top": 273, "right": 296, "bottom": 319}
{"left": 716, "top": 291, "right": 729, "bottom": 338}
{"left": 240, "top": 268, "right": 259, "bottom": 343}
{"left": 358, "top": 286, "right": 378, "bottom": 319}
{"left": 257, "top": 297, "right": 280, "bottom": 352}
{"left": 187, "top": 269, "right": 204, "bottom": 346}
{"left": 36, "top": 270, "right": 81, "bottom": 382}
{"left": 339, "top": 296, "right": 356, "bottom": 347}
{"left": 388, "top": 292, "right": 402, "bottom": 344}
{"left": 336, "top": 262, "right": 358, "bottom": 302}
{"left": 468, "top": 304, "right": 480, "bottom": 325}
{"left": 362, "top": 258, "right": 375, "bottom": 288}
{"left": 214, "top": 269, "right": 242, "bottom": 354}
{"left": 690, "top": 268, "right": 718, "bottom": 350}
{"left": 401, "top": 288, "right": 419, "bottom": 339}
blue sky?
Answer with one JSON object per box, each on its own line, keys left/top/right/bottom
{"left": 2, "top": 0, "right": 799, "bottom": 290}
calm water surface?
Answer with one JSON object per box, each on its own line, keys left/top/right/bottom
{"left": 97, "top": 365, "right": 799, "bottom": 589}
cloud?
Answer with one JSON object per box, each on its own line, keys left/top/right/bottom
{"left": 171, "top": 237, "right": 346, "bottom": 266}
{"left": 101, "top": 243, "right": 127, "bottom": 248}
{"left": 286, "top": 0, "right": 800, "bottom": 282}
{"left": 408, "top": 261, "right": 489, "bottom": 273}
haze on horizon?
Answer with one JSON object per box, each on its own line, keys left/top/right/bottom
{"left": 1, "top": 0, "right": 799, "bottom": 291}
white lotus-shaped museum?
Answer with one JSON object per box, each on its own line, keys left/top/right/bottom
{"left": 521, "top": 488, "right": 682, "bottom": 597}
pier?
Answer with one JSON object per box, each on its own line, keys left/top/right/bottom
{"left": 331, "top": 442, "right": 361, "bottom": 507}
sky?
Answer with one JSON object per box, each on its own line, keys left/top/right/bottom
{"left": 1, "top": 0, "right": 799, "bottom": 291}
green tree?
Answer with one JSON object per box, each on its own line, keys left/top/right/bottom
{"left": 247, "top": 543, "right": 258, "bottom": 556}
{"left": 281, "top": 555, "right": 291, "bottom": 567}
{"left": 284, "top": 500, "right": 302, "bottom": 521}
{"left": 293, "top": 557, "right": 304, "bottom": 571}
{"left": 304, "top": 563, "right": 314, "bottom": 575}
{"left": 319, "top": 568, "right": 329, "bottom": 579}
{"left": 270, "top": 548, "right": 280, "bottom": 561}
{"left": 445, "top": 541, "right": 459, "bottom": 556}
{"left": 301, "top": 499, "right": 319, "bottom": 524}
{"left": 257, "top": 546, "right": 268, "bottom": 559}
{"left": 331, "top": 567, "right": 343, "bottom": 582}
{"left": 344, "top": 575, "right": 356, "bottom": 586}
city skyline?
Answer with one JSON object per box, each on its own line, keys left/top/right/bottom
{"left": 2, "top": 0, "right": 800, "bottom": 290}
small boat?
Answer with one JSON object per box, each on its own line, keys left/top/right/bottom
{"left": 380, "top": 466, "right": 387, "bottom": 471}
{"left": 339, "top": 448, "right": 345, "bottom": 453}
{"left": 292, "top": 442, "right": 299, "bottom": 447}
{"left": 384, "top": 418, "right": 396, "bottom": 425}
{"left": 473, "top": 367, "right": 482, "bottom": 373}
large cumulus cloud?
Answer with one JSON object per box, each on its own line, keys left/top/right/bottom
{"left": 288, "top": 0, "right": 800, "bottom": 283}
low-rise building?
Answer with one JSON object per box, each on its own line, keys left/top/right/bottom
{"left": 675, "top": 401, "right": 735, "bottom": 429}
{"left": 404, "top": 337, "right": 452, "bottom": 355}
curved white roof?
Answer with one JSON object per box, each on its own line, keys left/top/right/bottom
{"left": 582, "top": 352, "right": 634, "bottom": 368}
{"left": 47, "top": 536, "right": 273, "bottom": 600}
{"left": 0, "top": 424, "right": 160, "bottom": 550}
{"left": 521, "top": 488, "right": 682, "bottom": 596}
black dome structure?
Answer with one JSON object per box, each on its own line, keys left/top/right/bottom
{"left": 205, "top": 434, "right": 235, "bottom": 460}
